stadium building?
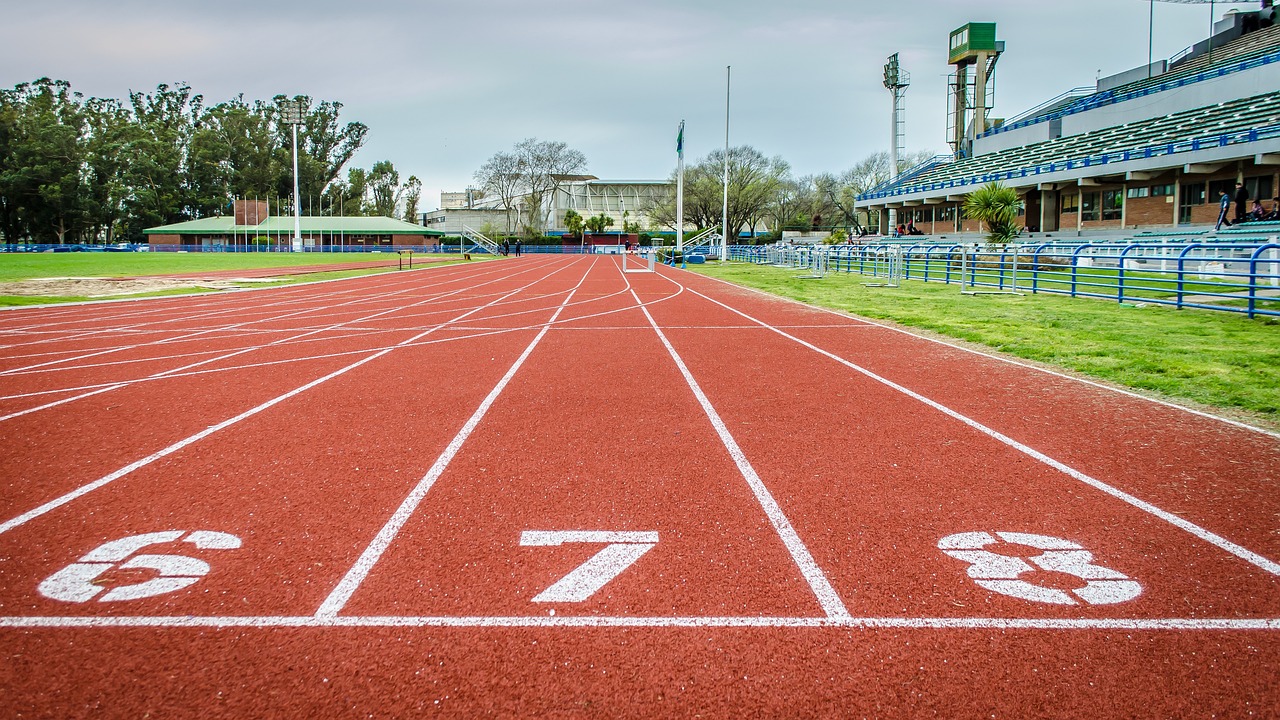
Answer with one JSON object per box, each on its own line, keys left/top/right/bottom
{"left": 856, "top": 7, "right": 1280, "bottom": 236}
{"left": 423, "top": 177, "right": 671, "bottom": 235}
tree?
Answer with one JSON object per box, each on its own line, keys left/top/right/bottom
{"left": 402, "top": 176, "right": 422, "bottom": 223}
{"left": 584, "top": 213, "right": 614, "bottom": 234}
{"left": 647, "top": 145, "right": 787, "bottom": 239}
{"left": 768, "top": 175, "right": 816, "bottom": 236}
{"left": 964, "top": 182, "right": 1023, "bottom": 244}
{"left": 4, "top": 79, "right": 92, "bottom": 243}
{"left": 563, "top": 208, "right": 584, "bottom": 238}
{"left": 473, "top": 138, "right": 587, "bottom": 234}
{"left": 124, "top": 82, "right": 204, "bottom": 235}
{"left": 473, "top": 150, "right": 522, "bottom": 232}
{"left": 324, "top": 166, "right": 369, "bottom": 216}
{"left": 368, "top": 160, "right": 402, "bottom": 217}
{"left": 514, "top": 138, "right": 587, "bottom": 234}
{"left": 270, "top": 95, "right": 368, "bottom": 212}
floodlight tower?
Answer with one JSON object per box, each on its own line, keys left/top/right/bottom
{"left": 279, "top": 99, "right": 304, "bottom": 252}
{"left": 883, "top": 54, "right": 910, "bottom": 234}
{"left": 946, "top": 23, "right": 1003, "bottom": 157}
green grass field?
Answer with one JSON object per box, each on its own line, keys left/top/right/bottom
{"left": 0, "top": 251, "right": 462, "bottom": 306}
{"left": 693, "top": 261, "right": 1280, "bottom": 429}
{"left": 0, "top": 251, "right": 420, "bottom": 281}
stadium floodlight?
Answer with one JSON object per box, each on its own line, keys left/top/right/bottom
{"left": 1143, "top": 0, "right": 1259, "bottom": 75}
{"left": 278, "top": 99, "right": 305, "bottom": 252}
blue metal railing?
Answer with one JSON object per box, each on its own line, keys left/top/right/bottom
{"left": 728, "top": 241, "right": 1280, "bottom": 318}
{"left": 857, "top": 124, "right": 1280, "bottom": 202}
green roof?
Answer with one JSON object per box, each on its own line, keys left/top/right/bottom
{"left": 144, "top": 215, "right": 444, "bottom": 236}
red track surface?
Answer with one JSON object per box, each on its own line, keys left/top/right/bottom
{"left": 0, "top": 255, "right": 1276, "bottom": 718}
{"left": 140, "top": 256, "right": 449, "bottom": 280}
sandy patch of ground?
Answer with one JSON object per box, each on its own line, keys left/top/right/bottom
{"left": 0, "top": 276, "right": 247, "bottom": 298}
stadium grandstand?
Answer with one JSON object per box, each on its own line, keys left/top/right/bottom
{"left": 856, "top": 5, "right": 1280, "bottom": 237}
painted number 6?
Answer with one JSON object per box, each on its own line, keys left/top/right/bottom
{"left": 939, "top": 531, "right": 1142, "bottom": 606}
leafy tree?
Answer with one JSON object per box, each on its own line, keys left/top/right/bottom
{"left": 123, "top": 82, "right": 203, "bottom": 235}
{"left": 584, "top": 213, "right": 614, "bottom": 234}
{"left": 964, "top": 182, "right": 1023, "bottom": 244}
{"left": 402, "top": 175, "right": 422, "bottom": 223}
{"left": 4, "top": 79, "right": 92, "bottom": 243}
{"left": 368, "top": 160, "right": 402, "bottom": 217}
{"left": 82, "top": 96, "right": 137, "bottom": 243}
{"left": 324, "top": 166, "right": 369, "bottom": 216}
{"left": 270, "top": 95, "right": 368, "bottom": 212}
{"left": 563, "top": 208, "right": 584, "bottom": 238}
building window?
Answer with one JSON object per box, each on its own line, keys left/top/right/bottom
{"left": 1150, "top": 184, "right": 1174, "bottom": 197}
{"left": 1245, "top": 175, "right": 1273, "bottom": 201}
{"left": 1126, "top": 187, "right": 1149, "bottom": 199}
{"left": 1208, "top": 179, "right": 1235, "bottom": 201}
{"left": 1080, "top": 192, "right": 1100, "bottom": 221}
{"left": 1061, "top": 193, "right": 1079, "bottom": 213}
{"left": 1102, "top": 190, "right": 1123, "bottom": 221}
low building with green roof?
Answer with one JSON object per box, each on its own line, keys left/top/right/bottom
{"left": 144, "top": 204, "right": 444, "bottom": 250}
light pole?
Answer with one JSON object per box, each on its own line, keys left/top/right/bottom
{"left": 279, "top": 99, "right": 304, "bottom": 253}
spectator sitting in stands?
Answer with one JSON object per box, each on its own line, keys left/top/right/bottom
{"left": 1249, "top": 200, "right": 1266, "bottom": 222}
{"left": 1268, "top": 198, "right": 1280, "bottom": 222}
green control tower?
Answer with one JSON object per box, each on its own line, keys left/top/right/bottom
{"left": 947, "top": 23, "right": 1004, "bottom": 155}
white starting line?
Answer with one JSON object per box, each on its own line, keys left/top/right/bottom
{"left": 0, "top": 613, "right": 1277, "bottom": 631}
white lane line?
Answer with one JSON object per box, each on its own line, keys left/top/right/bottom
{"left": 687, "top": 287, "right": 1280, "bottom": 578}
{"left": 0, "top": 267, "right": 680, "bottom": 403}
{"left": 0, "top": 264, "right": 482, "bottom": 375}
{"left": 695, "top": 272, "right": 1280, "bottom": 440}
{"left": 629, "top": 288, "right": 851, "bottom": 621}
{"left": 0, "top": 260, "right": 581, "bottom": 537}
{"left": 0, "top": 256, "right": 489, "bottom": 349}
{"left": 0, "top": 261, "right": 560, "bottom": 423}
{"left": 1, "top": 614, "right": 1277, "bottom": 630}
{"left": 315, "top": 259, "right": 595, "bottom": 617}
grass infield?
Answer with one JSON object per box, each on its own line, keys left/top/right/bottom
{"left": 0, "top": 252, "right": 464, "bottom": 306}
{"left": 0, "top": 252, "right": 421, "bottom": 281}
{"left": 693, "top": 262, "right": 1280, "bottom": 428}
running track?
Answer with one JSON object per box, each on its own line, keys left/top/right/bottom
{"left": 0, "top": 255, "right": 1276, "bottom": 717}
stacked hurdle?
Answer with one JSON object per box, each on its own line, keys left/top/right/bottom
{"left": 863, "top": 245, "right": 903, "bottom": 288}
{"left": 794, "top": 247, "right": 829, "bottom": 279}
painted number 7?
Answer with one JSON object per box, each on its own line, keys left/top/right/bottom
{"left": 520, "top": 530, "right": 658, "bottom": 603}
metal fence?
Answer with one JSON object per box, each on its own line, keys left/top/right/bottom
{"left": 730, "top": 242, "right": 1280, "bottom": 318}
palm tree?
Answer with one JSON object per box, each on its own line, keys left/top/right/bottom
{"left": 964, "top": 182, "right": 1023, "bottom": 244}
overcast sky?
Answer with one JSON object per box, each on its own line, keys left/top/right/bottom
{"left": 1, "top": 0, "right": 1237, "bottom": 210}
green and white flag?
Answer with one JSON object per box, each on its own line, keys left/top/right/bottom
{"left": 676, "top": 120, "right": 684, "bottom": 157}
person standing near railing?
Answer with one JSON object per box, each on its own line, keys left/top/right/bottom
{"left": 1234, "top": 182, "right": 1250, "bottom": 224}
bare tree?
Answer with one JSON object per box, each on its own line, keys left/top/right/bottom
{"left": 514, "top": 138, "right": 587, "bottom": 235}
{"left": 473, "top": 151, "right": 523, "bottom": 232}
{"left": 473, "top": 139, "right": 587, "bottom": 236}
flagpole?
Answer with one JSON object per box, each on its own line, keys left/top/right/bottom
{"left": 721, "top": 65, "right": 730, "bottom": 264}
{"left": 676, "top": 119, "right": 685, "bottom": 261}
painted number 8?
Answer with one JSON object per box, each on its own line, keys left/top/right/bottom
{"left": 939, "top": 531, "right": 1142, "bottom": 606}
